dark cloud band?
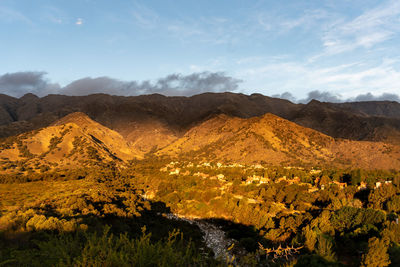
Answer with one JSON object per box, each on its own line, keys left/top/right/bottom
{"left": 273, "top": 90, "right": 400, "bottom": 103}
{"left": 0, "top": 71, "right": 60, "bottom": 97}
{"left": 0, "top": 71, "right": 242, "bottom": 97}
{"left": 0, "top": 71, "right": 399, "bottom": 103}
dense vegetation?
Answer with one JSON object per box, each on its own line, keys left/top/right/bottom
{"left": 1, "top": 159, "right": 400, "bottom": 266}
{"left": 129, "top": 159, "right": 400, "bottom": 266}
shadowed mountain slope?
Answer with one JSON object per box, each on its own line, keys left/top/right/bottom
{"left": 0, "top": 92, "right": 400, "bottom": 146}
{"left": 291, "top": 100, "right": 400, "bottom": 143}
{"left": 335, "top": 101, "right": 400, "bottom": 118}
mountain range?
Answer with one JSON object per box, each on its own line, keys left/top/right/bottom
{"left": 1, "top": 92, "right": 400, "bottom": 171}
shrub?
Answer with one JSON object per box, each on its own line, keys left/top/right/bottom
{"left": 315, "top": 235, "right": 336, "bottom": 262}
{"left": 360, "top": 237, "right": 390, "bottom": 267}
{"left": 3, "top": 227, "right": 212, "bottom": 266}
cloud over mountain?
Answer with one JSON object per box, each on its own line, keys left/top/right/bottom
{"left": 352, "top": 92, "right": 400, "bottom": 102}
{"left": 0, "top": 72, "right": 60, "bottom": 97}
{"left": 1, "top": 71, "right": 399, "bottom": 103}
{"left": 0, "top": 71, "right": 241, "bottom": 97}
{"left": 274, "top": 90, "right": 400, "bottom": 103}
{"left": 62, "top": 72, "right": 242, "bottom": 96}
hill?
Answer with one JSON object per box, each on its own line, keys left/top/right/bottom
{"left": 1, "top": 110, "right": 399, "bottom": 170}
{"left": 0, "top": 112, "right": 141, "bottom": 174}
{"left": 336, "top": 100, "right": 400, "bottom": 118}
{"left": 292, "top": 100, "right": 400, "bottom": 143}
{"left": 157, "top": 113, "right": 400, "bottom": 169}
{"left": 1, "top": 92, "right": 400, "bottom": 146}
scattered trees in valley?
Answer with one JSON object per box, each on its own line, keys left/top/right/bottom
{"left": 1, "top": 159, "right": 400, "bottom": 266}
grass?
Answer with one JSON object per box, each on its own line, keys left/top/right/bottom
{"left": 0, "top": 179, "right": 97, "bottom": 213}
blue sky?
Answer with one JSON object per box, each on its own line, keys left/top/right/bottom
{"left": 1, "top": 0, "right": 400, "bottom": 100}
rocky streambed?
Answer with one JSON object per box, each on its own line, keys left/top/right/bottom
{"left": 163, "top": 213, "right": 237, "bottom": 262}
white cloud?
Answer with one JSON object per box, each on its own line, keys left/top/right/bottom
{"left": 75, "top": 18, "right": 83, "bottom": 25}
{"left": 165, "top": 16, "right": 242, "bottom": 46}
{"left": 236, "top": 57, "right": 400, "bottom": 99}
{"left": 0, "top": 6, "right": 32, "bottom": 24}
{"left": 131, "top": 2, "right": 159, "bottom": 28}
{"left": 256, "top": 8, "right": 330, "bottom": 34}
{"left": 41, "top": 6, "right": 67, "bottom": 24}
{"left": 281, "top": 9, "right": 328, "bottom": 31}
{"left": 321, "top": 0, "right": 400, "bottom": 55}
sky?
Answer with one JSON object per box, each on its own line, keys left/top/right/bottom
{"left": 1, "top": 0, "right": 400, "bottom": 102}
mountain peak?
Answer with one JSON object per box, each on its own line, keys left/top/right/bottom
{"left": 260, "top": 112, "right": 279, "bottom": 119}
{"left": 20, "top": 93, "right": 39, "bottom": 101}
{"left": 307, "top": 99, "right": 323, "bottom": 105}
{"left": 53, "top": 112, "right": 95, "bottom": 127}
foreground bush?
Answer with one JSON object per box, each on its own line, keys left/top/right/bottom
{"left": 0, "top": 226, "right": 216, "bottom": 267}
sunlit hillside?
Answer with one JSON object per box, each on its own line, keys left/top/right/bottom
{"left": 2, "top": 0, "right": 400, "bottom": 266}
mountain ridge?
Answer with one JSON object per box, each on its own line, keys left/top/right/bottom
{"left": 1, "top": 111, "right": 400, "bottom": 171}
{"left": 0, "top": 112, "right": 142, "bottom": 174}
{"left": 157, "top": 112, "right": 400, "bottom": 169}
{"left": 1, "top": 92, "right": 400, "bottom": 149}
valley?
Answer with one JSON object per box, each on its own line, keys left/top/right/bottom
{"left": 3, "top": 0, "right": 400, "bottom": 265}
{"left": 1, "top": 93, "right": 400, "bottom": 266}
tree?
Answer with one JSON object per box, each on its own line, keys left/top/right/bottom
{"left": 315, "top": 235, "right": 336, "bottom": 262}
{"left": 386, "top": 195, "right": 400, "bottom": 213}
{"left": 319, "top": 175, "right": 331, "bottom": 187}
{"left": 304, "top": 226, "right": 317, "bottom": 252}
{"left": 350, "top": 169, "right": 363, "bottom": 185}
{"left": 361, "top": 237, "right": 390, "bottom": 267}
{"left": 368, "top": 184, "right": 396, "bottom": 209}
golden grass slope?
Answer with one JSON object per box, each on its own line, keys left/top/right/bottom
{"left": 113, "top": 118, "right": 178, "bottom": 154}
{"left": 53, "top": 112, "right": 143, "bottom": 160}
{"left": 1, "top": 111, "right": 399, "bottom": 172}
{"left": 157, "top": 113, "right": 400, "bottom": 169}
{"left": 0, "top": 112, "right": 142, "bottom": 174}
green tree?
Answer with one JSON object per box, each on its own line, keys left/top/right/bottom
{"left": 386, "top": 195, "right": 400, "bottom": 213}
{"left": 304, "top": 226, "right": 317, "bottom": 252}
{"left": 361, "top": 237, "right": 390, "bottom": 267}
{"left": 315, "top": 235, "right": 336, "bottom": 262}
